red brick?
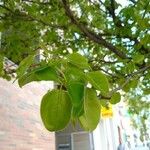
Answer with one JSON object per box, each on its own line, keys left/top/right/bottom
{"left": 0, "top": 79, "right": 55, "bottom": 150}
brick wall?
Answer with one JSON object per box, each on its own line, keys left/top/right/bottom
{"left": 0, "top": 78, "right": 55, "bottom": 150}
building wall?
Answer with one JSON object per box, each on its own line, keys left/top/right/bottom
{"left": 93, "top": 106, "right": 120, "bottom": 150}
{"left": 56, "top": 124, "right": 93, "bottom": 150}
{"left": 0, "top": 78, "right": 55, "bottom": 150}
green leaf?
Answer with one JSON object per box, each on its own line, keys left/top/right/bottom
{"left": 65, "top": 65, "right": 85, "bottom": 81}
{"left": 67, "top": 53, "right": 89, "bottom": 69}
{"left": 17, "top": 55, "right": 34, "bottom": 77}
{"left": 123, "top": 79, "right": 138, "bottom": 92}
{"left": 65, "top": 66, "right": 85, "bottom": 108}
{"left": 67, "top": 81, "right": 85, "bottom": 106}
{"left": 99, "top": 99, "right": 108, "bottom": 107}
{"left": 35, "top": 66, "right": 58, "bottom": 81}
{"left": 87, "top": 71, "right": 109, "bottom": 96}
{"left": 40, "top": 89, "right": 72, "bottom": 131}
{"left": 18, "top": 72, "right": 38, "bottom": 87}
{"left": 110, "top": 92, "right": 121, "bottom": 104}
{"left": 125, "top": 62, "right": 135, "bottom": 74}
{"left": 18, "top": 65, "right": 59, "bottom": 87}
{"left": 133, "top": 54, "right": 144, "bottom": 64}
{"left": 72, "top": 104, "right": 84, "bottom": 118}
{"left": 79, "top": 88, "right": 100, "bottom": 131}
{"left": 65, "top": 66, "right": 85, "bottom": 118}
{"left": 143, "top": 88, "right": 150, "bottom": 95}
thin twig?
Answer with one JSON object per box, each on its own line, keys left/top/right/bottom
{"left": 112, "top": 64, "right": 150, "bottom": 93}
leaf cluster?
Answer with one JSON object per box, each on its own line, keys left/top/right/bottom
{"left": 16, "top": 53, "right": 121, "bottom": 131}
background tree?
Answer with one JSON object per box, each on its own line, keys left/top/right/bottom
{"left": 0, "top": 0, "right": 149, "bottom": 134}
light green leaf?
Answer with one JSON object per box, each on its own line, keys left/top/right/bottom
{"left": 17, "top": 55, "right": 34, "bottom": 77}
{"left": 40, "top": 89, "right": 72, "bottom": 131}
{"left": 79, "top": 88, "right": 100, "bottom": 131}
{"left": 110, "top": 92, "right": 121, "bottom": 104}
{"left": 67, "top": 53, "right": 89, "bottom": 69}
{"left": 99, "top": 99, "right": 108, "bottom": 107}
{"left": 125, "top": 62, "right": 135, "bottom": 74}
{"left": 133, "top": 54, "right": 144, "bottom": 64}
{"left": 123, "top": 79, "right": 138, "bottom": 92}
{"left": 87, "top": 71, "right": 109, "bottom": 96}
{"left": 65, "top": 65, "right": 85, "bottom": 81}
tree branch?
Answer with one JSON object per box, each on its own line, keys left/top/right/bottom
{"left": 61, "top": 0, "right": 127, "bottom": 59}
{"left": 99, "top": 64, "right": 150, "bottom": 99}
{"left": 110, "top": 0, "right": 116, "bottom": 20}
{"left": 129, "top": 0, "right": 137, "bottom": 5}
{"left": 100, "top": 68, "right": 118, "bottom": 78}
{"left": 128, "top": 65, "right": 150, "bottom": 76}
{"left": 0, "top": 4, "right": 66, "bottom": 29}
{"left": 142, "top": 1, "right": 150, "bottom": 19}
{"left": 0, "top": 4, "right": 14, "bottom": 13}
{"left": 112, "top": 64, "right": 150, "bottom": 93}
{"left": 110, "top": 0, "right": 122, "bottom": 27}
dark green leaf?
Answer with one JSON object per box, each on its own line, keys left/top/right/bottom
{"left": 72, "top": 104, "right": 84, "bottom": 118}
{"left": 40, "top": 89, "right": 72, "bottom": 131}
{"left": 35, "top": 66, "right": 58, "bottom": 81}
{"left": 143, "top": 88, "right": 150, "bottom": 95}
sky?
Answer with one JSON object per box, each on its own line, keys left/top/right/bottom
{"left": 116, "top": 0, "right": 129, "bottom": 7}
